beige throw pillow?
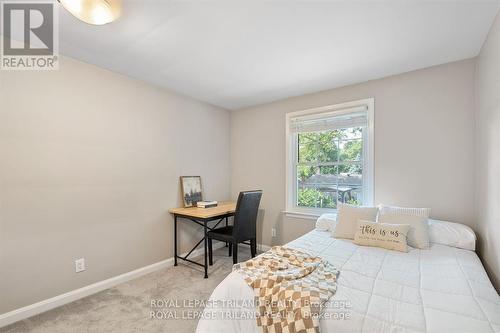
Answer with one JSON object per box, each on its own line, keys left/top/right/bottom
{"left": 333, "top": 203, "right": 379, "bottom": 239}
{"left": 354, "top": 220, "right": 410, "bottom": 252}
{"left": 378, "top": 205, "right": 431, "bottom": 249}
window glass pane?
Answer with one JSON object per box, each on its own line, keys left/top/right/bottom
{"left": 339, "top": 139, "right": 363, "bottom": 162}
{"left": 338, "top": 127, "right": 363, "bottom": 140}
{"left": 337, "top": 164, "right": 363, "bottom": 205}
{"left": 297, "top": 166, "right": 337, "bottom": 209}
{"left": 298, "top": 131, "right": 341, "bottom": 163}
{"left": 297, "top": 165, "right": 318, "bottom": 208}
{"left": 295, "top": 125, "right": 366, "bottom": 210}
{"left": 297, "top": 165, "right": 316, "bottom": 185}
{"left": 297, "top": 188, "right": 320, "bottom": 208}
{"left": 298, "top": 132, "right": 319, "bottom": 163}
{"left": 316, "top": 131, "right": 339, "bottom": 163}
{"left": 316, "top": 166, "right": 337, "bottom": 208}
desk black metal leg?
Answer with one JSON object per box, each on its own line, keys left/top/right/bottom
{"left": 204, "top": 221, "right": 208, "bottom": 278}
{"left": 225, "top": 217, "right": 228, "bottom": 247}
{"left": 174, "top": 215, "right": 178, "bottom": 266}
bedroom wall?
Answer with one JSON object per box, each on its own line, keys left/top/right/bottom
{"left": 0, "top": 56, "right": 230, "bottom": 314}
{"left": 230, "top": 59, "right": 476, "bottom": 247}
{"left": 475, "top": 11, "right": 500, "bottom": 291}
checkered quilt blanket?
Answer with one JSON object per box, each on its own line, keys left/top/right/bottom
{"left": 233, "top": 246, "right": 339, "bottom": 333}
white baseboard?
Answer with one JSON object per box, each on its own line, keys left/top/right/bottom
{"left": 0, "top": 242, "right": 226, "bottom": 328}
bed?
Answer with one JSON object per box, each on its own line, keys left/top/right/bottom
{"left": 196, "top": 219, "right": 500, "bottom": 333}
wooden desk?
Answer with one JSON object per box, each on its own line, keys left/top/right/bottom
{"left": 168, "top": 202, "right": 236, "bottom": 278}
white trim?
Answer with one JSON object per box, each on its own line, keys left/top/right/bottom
{"left": 364, "top": 98, "right": 375, "bottom": 205}
{"left": 0, "top": 242, "right": 226, "bottom": 328}
{"left": 285, "top": 98, "right": 375, "bottom": 215}
{"left": 283, "top": 211, "right": 320, "bottom": 220}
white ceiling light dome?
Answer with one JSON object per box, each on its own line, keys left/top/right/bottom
{"left": 59, "top": 0, "right": 121, "bottom": 25}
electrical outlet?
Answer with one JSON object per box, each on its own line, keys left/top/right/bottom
{"left": 75, "top": 258, "right": 85, "bottom": 273}
{"left": 271, "top": 227, "right": 277, "bottom": 238}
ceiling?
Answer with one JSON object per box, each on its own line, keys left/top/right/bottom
{"left": 57, "top": 0, "right": 500, "bottom": 110}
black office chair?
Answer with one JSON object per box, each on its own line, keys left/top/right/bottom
{"left": 207, "top": 190, "right": 262, "bottom": 265}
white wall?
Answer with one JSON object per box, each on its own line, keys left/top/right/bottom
{"left": 0, "top": 56, "right": 230, "bottom": 314}
{"left": 1, "top": 37, "right": 495, "bottom": 316}
{"left": 231, "top": 59, "right": 476, "bottom": 246}
{"left": 475, "top": 12, "right": 500, "bottom": 291}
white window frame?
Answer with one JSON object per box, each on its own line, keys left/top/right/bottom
{"left": 285, "top": 98, "right": 374, "bottom": 219}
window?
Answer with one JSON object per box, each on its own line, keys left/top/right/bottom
{"left": 286, "top": 98, "right": 374, "bottom": 216}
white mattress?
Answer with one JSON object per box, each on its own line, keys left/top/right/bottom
{"left": 196, "top": 229, "right": 500, "bottom": 333}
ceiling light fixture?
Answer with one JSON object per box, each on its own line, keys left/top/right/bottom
{"left": 58, "top": 0, "right": 121, "bottom": 25}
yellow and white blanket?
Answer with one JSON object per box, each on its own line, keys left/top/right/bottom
{"left": 233, "top": 246, "right": 339, "bottom": 333}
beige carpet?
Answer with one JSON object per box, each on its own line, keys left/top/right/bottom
{"left": 1, "top": 246, "right": 253, "bottom": 333}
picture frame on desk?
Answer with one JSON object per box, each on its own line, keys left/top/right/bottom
{"left": 180, "top": 176, "right": 203, "bottom": 207}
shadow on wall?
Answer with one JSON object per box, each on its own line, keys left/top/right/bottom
{"left": 273, "top": 213, "right": 284, "bottom": 247}
{"left": 256, "top": 208, "right": 266, "bottom": 247}
{"left": 476, "top": 232, "right": 500, "bottom": 293}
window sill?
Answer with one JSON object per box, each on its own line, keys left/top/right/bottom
{"left": 283, "top": 211, "right": 321, "bottom": 220}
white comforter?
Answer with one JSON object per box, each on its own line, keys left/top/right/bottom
{"left": 196, "top": 229, "right": 500, "bottom": 333}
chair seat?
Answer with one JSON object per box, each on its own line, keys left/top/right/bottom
{"left": 207, "top": 226, "right": 234, "bottom": 242}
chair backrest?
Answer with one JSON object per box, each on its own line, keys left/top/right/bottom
{"left": 233, "top": 190, "right": 263, "bottom": 242}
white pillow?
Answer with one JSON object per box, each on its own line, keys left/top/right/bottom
{"left": 333, "top": 203, "right": 379, "bottom": 239}
{"left": 378, "top": 205, "right": 431, "bottom": 249}
{"left": 315, "top": 213, "right": 337, "bottom": 231}
{"left": 428, "top": 219, "right": 476, "bottom": 251}
{"left": 354, "top": 220, "right": 411, "bottom": 252}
